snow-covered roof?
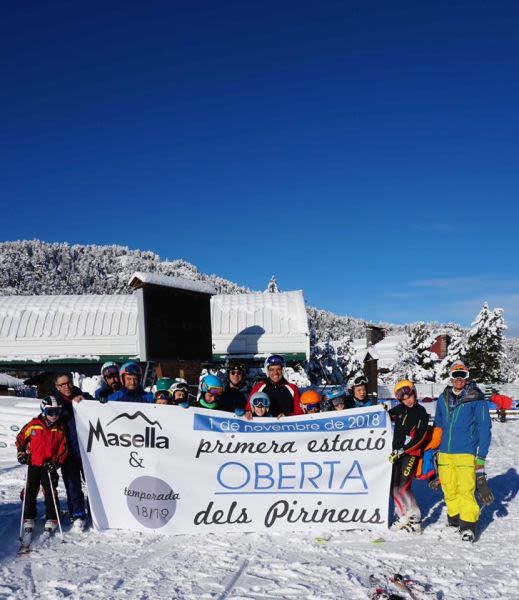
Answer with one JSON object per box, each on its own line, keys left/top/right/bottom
{"left": 0, "top": 295, "right": 139, "bottom": 363}
{"left": 211, "top": 291, "right": 310, "bottom": 360}
{"left": 353, "top": 334, "right": 406, "bottom": 370}
{"left": 128, "top": 271, "right": 216, "bottom": 295}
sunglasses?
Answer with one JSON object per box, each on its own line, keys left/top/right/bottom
{"left": 451, "top": 370, "right": 469, "bottom": 380}
{"left": 229, "top": 369, "right": 244, "bottom": 375}
{"left": 395, "top": 386, "right": 416, "bottom": 401}
{"left": 44, "top": 408, "right": 62, "bottom": 417}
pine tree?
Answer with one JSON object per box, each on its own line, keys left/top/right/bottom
{"left": 391, "top": 323, "right": 437, "bottom": 382}
{"left": 265, "top": 276, "right": 279, "bottom": 293}
{"left": 465, "top": 303, "right": 506, "bottom": 383}
{"left": 337, "top": 336, "right": 362, "bottom": 383}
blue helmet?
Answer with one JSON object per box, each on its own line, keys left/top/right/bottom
{"left": 327, "top": 386, "right": 347, "bottom": 401}
{"left": 264, "top": 354, "right": 285, "bottom": 374}
{"left": 200, "top": 374, "right": 224, "bottom": 396}
{"left": 250, "top": 391, "right": 271, "bottom": 410}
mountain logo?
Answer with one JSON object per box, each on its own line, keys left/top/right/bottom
{"left": 107, "top": 411, "right": 162, "bottom": 430}
{"left": 86, "top": 411, "right": 169, "bottom": 453}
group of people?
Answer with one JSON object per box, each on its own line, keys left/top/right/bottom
{"left": 15, "top": 355, "right": 494, "bottom": 544}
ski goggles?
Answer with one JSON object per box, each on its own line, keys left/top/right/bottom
{"left": 352, "top": 376, "right": 368, "bottom": 387}
{"left": 206, "top": 387, "right": 224, "bottom": 396}
{"left": 450, "top": 370, "right": 469, "bottom": 380}
{"left": 303, "top": 402, "right": 321, "bottom": 411}
{"left": 154, "top": 391, "right": 171, "bottom": 400}
{"left": 44, "top": 407, "right": 62, "bottom": 417}
{"left": 395, "top": 386, "right": 416, "bottom": 401}
{"left": 251, "top": 398, "right": 270, "bottom": 409}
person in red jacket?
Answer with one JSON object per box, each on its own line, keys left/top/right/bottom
{"left": 246, "top": 354, "right": 302, "bottom": 418}
{"left": 490, "top": 389, "right": 513, "bottom": 422}
{"left": 16, "top": 396, "right": 68, "bottom": 534}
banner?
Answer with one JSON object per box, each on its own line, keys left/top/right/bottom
{"left": 75, "top": 401, "right": 392, "bottom": 535}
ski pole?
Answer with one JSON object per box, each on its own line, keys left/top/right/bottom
{"left": 19, "top": 466, "right": 29, "bottom": 541}
{"left": 47, "top": 470, "right": 65, "bottom": 543}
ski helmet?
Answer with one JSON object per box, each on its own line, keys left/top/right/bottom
{"left": 100, "top": 361, "right": 119, "bottom": 379}
{"left": 300, "top": 390, "right": 321, "bottom": 406}
{"left": 351, "top": 375, "right": 368, "bottom": 389}
{"left": 264, "top": 354, "right": 285, "bottom": 374}
{"left": 449, "top": 361, "right": 469, "bottom": 380}
{"left": 227, "top": 359, "right": 246, "bottom": 373}
{"left": 327, "top": 386, "right": 347, "bottom": 402}
{"left": 40, "top": 396, "right": 62, "bottom": 417}
{"left": 394, "top": 380, "right": 417, "bottom": 401}
{"left": 170, "top": 378, "right": 190, "bottom": 394}
{"left": 155, "top": 377, "right": 174, "bottom": 393}
{"left": 250, "top": 391, "right": 270, "bottom": 410}
{"left": 200, "top": 374, "right": 224, "bottom": 396}
{"left": 120, "top": 361, "right": 142, "bottom": 381}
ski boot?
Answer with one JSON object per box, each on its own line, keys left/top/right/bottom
{"left": 44, "top": 519, "right": 58, "bottom": 533}
{"left": 401, "top": 515, "right": 422, "bottom": 533}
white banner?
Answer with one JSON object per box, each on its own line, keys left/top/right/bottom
{"left": 75, "top": 401, "right": 392, "bottom": 535}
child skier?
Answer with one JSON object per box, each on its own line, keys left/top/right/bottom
{"left": 388, "top": 380, "right": 429, "bottom": 532}
{"left": 197, "top": 374, "right": 224, "bottom": 409}
{"left": 154, "top": 377, "right": 174, "bottom": 405}
{"left": 300, "top": 390, "right": 322, "bottom": 414}
{"left": 16, "top": 396, "right": 68, "bottom": 547}
{"left": 249, "top": 391, "right": 272, "bottom": 417}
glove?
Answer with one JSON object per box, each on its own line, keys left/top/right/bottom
{"left": 43, "top": 461, "right": 59, "bottom": 473}
{"left": 17, "top": 451, "right": 29, "bottom": 465}
{"left": 234, "top": 408, "right": 245, "bottom": 417}
{"left": 389, "top": 449, "right": 404, "bottom": 464}
{"left": 428, "top": 476, "right": 441, "bottom": 491}
{"left": 476, "top": 472, "right": 494, "bottom": 506}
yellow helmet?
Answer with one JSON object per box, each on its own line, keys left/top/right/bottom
{"left": 393, "top": 380, "right": 416, "bottom": 401}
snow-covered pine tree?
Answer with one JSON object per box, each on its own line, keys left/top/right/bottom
{"left": 265, "top": 276, "right": 279, "bottom": 293}
{"left": 465, "top": 303, "right": 506, "bottom": 383}
{"left": 337, "top": 336, "right": 362, "bottom": 383}
{"left": 390, "top": 323, "right": 437, "bottom": 382}
{"left": 502, "top": 338, "right": 519, "bottom": 383}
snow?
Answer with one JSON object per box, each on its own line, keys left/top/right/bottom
{"left": 129, "top": 271, "right": 217, "bottom": 295}
{"left": 1, "top": 419, "right": 518, "bottom": 599}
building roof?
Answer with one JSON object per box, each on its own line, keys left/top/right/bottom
{"left": 353, "top": 334, "right": 406, "bottom": 370}
{"left": 211, "top": 291, "right": 310, "bottom": 360}
{"left": 128, "top": 271, "right": 216, "bottom": 294}
{"left": 0, "top": 295, "right": 139, "bottom": 364}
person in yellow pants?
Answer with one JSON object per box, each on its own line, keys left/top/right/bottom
{"left": 434, "top": 361, "right": 493, "bottom": 542}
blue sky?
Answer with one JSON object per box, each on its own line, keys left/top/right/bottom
{"left": 2, "top": 1, "right": 519, "bottom": 333}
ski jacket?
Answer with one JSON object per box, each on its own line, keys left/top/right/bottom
{"left": 246, "top": 379, "right": 302, "bottom": 417}
{"left": 490, "top": 394, "right": 513, "bottom": 411}
{"left": 389, "top": 402, "right": 429, "bottom": 456}
{"left": 218, "top": 385, "right": 247, "bottom": 413}
{"left": 107, "top": 386, "right": 154, "bottom": 403}
{"left": 434, "top": 382, "right": 491, "bottom": 458}
{"left": 53, "top": 385, "right": 93, "bottom": 457}
{"left": 16, "top": 415, "right": 68, "bottom": 467}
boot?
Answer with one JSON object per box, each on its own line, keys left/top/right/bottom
{"left": 44, "top": 519, "right": 58, "bottom": 533}
{"left": 447, "top": 514, "right": 460, "bottom": 528}
{"left": 459, "top": 520, "right": 477, "bottom": 543}
{"left": 23, "top": 518, "right": 35, "bottom": 532}
{"left": 401, "top": 515, "right": 422, "bottom": 533}
{"left": 390, "top": 516, "right": 409, "bottom": 530}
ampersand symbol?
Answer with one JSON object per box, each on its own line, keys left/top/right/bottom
{"left": 129, "top": 451, "right": 144, "bottom": 468}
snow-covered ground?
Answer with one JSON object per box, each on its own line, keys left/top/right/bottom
{"left": 0, "top": 421, "right": 518, "bottom": 600}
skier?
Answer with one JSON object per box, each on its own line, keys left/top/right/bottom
{"left": 169, "top": 378, "right": 191, "bottom": 408}
{"left": 197, "top": 374, "right": 224, "bottom": 409}
{"left": 249, "top": 391, "right": 272, "bottom": 417}
{"left": 490, "top": 388, "right": 513, "bottom": 422}
{"left": 104, "top": 362, "right": 154, "bottom": 403}
{"left": 219, "top": 359, "right": 248, "bottom": 416}
{"left": 300, "top": 389, "right": 322, "bottom": 414}
{"left": 52, "top": 371, "right": 92, "bottom": 530}
{"left": 434, "top": 361, "right": 493, "bottom": 542}
{"left": 154, "top": 377, "right": 174, "bottom": 404}
{"left": 388, "top": 380, "right": 429, "bottom": 532}
{"left": 246, "top": 354, "right": 302, "bottom": 418}
{"left": 346, "top": 375, "right": 377, "bottom": 407}
{"left": 325, "top": 386, "right": 355, "bottom": 411}
{"left": 16, "top": 397, "right": 68, "bottom": 542}
{"left": 94, "top": 361, "right": 121, "bottom": 400}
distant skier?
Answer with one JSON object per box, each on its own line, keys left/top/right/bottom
{"left": 94, "top": 361, "right": 121, "bottom": 400}
{"left": 246, "top": 355, "right": 302, "bottom": 418}
{"left": 16, "top": 397, "right": 68, "bottom": 540}
{"left": 434, "top": 361, "right": 493, "bottom": 542}
{"left": 490, "top": 388, "right": 513, "bottom": 422}
{"left": 104, "top": 362, "right": 154, "bottom": 403}
{"left": 388, "top": 380, "right": 429, "bottom": 532}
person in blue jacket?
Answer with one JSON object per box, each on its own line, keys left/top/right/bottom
{"left": 434, "top": 360, "right": 493, "bottom": 542}
{"left": 94, "top": 361, "right": 121, "bottom": 400}
{"left": 104, "top": 362, "right": 154, "bottom": 403}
